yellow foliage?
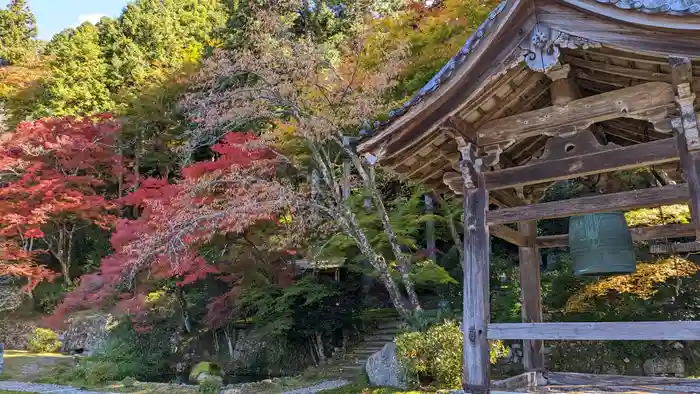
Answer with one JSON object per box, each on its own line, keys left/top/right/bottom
{"left": 565, "top": 256, "right": 700, "bottom": 313}
{"left": 362, "top": 0, "right": 498, "bottom": 101}
{"left": 625, "top": 204, "right": 691, "bottom": 227}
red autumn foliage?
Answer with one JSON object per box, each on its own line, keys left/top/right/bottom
{"left": 0, "top": 116, "right": 124, "bottom": 288}
{"left": 52, "top": 132, "right": 294, "bottom": 326}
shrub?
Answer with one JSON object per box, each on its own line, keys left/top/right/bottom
{"left": 121, "top": 376, "right": 137, "bottom": 388}
{"left": 27, "top": 328, "right": 63, "bottom": 353}
{"left": 395, "top": 321, "right": 507, "bottom": 388}
{"left": 197, "top": 378, "right": 223, "bottom": 394}
{"left": 90, "top": 319, "right": 172, "bottom": 381}
{"left": 84, "top": 361, "right": 120, "bottom": 386}
{"left": 67, "top": 360, "right": 120, "bottom": 387}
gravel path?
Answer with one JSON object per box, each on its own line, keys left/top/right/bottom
{"left": 0, "top": 379, "right": 350, "bottom": 394}
{"left": 280, "top": 379, "right": 350, "bottom": 394}
{"left": 0, "top": 381, "right": 116, "bottom": 394}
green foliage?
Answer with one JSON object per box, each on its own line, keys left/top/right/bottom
{"left": 26, "top": 328, "right": 62, "bottom": 353}
{"left": 410, "top": 260, "right": 457, "bottom": 287}
{"left": 197, "top": 378, "right": 223, "bottom": 394}
{"left": 79, "top": 360, "right": 120, "bottom": 386}
{"left": 90, "top": 320, "right": 172, "bottom": 381}
{"left": 37, "top": 22, "right": 114, "bottom": 117}
{"left": 395, "top": 321, "right": 506, "bottom": 389}
{"left": 237, "top": 273, "right": 362, "bottom": 342}
{"left": 0, "top": 0, "right": 37, "bottom": 65}
{"left": 318, "top": 183, "right": 436, "bottom": 265}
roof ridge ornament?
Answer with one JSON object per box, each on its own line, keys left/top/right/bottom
{"left": 595, "top": 0, "right": 700, "bottom": 14}
{"left": 523, "top": 24, "right": 600, "bottom": 73}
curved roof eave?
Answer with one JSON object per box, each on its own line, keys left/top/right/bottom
{"left": 358, "top": 0, "right": 700, "bottom": 161}
{"left": 358, "top": 0, "right": 528, "bottom": 158}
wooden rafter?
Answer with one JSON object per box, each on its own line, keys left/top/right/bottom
{"left": 477, "top": 82, "right": 675, "bottom": 147}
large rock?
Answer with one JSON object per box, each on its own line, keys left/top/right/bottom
{"left": 61, "top": 313, "right": 114, "bottom": 355}
{"left": 365, "top": 343, "right": 408, "bottom": 389}
{"left": 224, "top": 329, "right": 300, "bottom": 376}
{"left": 643, "top": 356, "right": 686, "bottom": 377}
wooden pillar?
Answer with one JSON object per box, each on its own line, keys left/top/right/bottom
{"left": 670, "top": 56, "right": 700, "bottom": 239}
{"left": 460, "top": 141, "right": 491, "bottom": 394}
{"left": 518, "top": 220, "right": 545, "bottom": 372}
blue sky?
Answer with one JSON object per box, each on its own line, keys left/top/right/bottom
{"left": 28, "top": 0, "right": 130, "bottom": 40}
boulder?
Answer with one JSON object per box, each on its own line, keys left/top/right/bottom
{"left": 61, "top": 313, "right": 114, "bottom": 355}
{"left": 189, "top": 361, "right": 224, "bottom": 383}
{"left": 643, "top": 356, "right": 686, "bottom": 377}
{"left": 365, "top": 343, "right": 408, "bottom": 389}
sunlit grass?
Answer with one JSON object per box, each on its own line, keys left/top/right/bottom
{"left": 0, "top": 350, "right": 74, "bottom": 381}
{"left": 4, "top": 350, "right": 70, "bottom": 358}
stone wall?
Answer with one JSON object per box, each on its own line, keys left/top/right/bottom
{"left": 0, "top": 319, "right": 36, "bottom": 350}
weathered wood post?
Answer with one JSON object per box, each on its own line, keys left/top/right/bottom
{"left": 670, "top": 56, "right": 700, "bottom": 240}
{"left": 518, "top": 220, "right": 544, "bottom": 372}
{"left": 460, "top": 140, "right": 491, "bottom": 394}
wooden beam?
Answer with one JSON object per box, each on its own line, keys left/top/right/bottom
{"left": 477, "top": 82, "right": 675, "bottom": 146}
{"left": 484, "top": 137, "right": 679, "bottom": 191}
{"left": 546, "top": 372, "right": 700, "bottom": 390}
{"left": 517, "top": 221, "right": 544, "bottom": 372}
{"left": 488, "top": 184, "right": 689, "bottom": 225}
{"left": 651, "top": 241, "right": 700, "bottom": 254}
{"left": 490, "top": 224, "right": 526, "bottom": 246}
{"left": 461, "top": 146, "right": 491, "bottom": 394}
{"left": 488, "top": 321, "right": 700, "bottom": 340}
{"left": 537, "top": 223, "right": 696, "bottom": 248}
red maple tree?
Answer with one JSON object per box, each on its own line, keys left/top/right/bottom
{"left": 52, "top": 132, "right": 295, "bottom": 326}
{"left": 0, "top": 115, "right": 124, "bottom": 287}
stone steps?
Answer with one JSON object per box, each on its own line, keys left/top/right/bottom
{"left": 331, "top": 314, "right": 404, "bottom": 378}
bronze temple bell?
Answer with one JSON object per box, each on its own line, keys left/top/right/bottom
{"left": 568, "top": 212, "right": 637, "bottom": 276}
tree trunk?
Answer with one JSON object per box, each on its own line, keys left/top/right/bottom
{"left": 338, "top": 203, "right": 413, "bottom": 320}
{"left": 308, "top": 141, "right": 418, "bottom": 320}
{"left": 398, "top": 261, "right": 421, "bottom": 311}
{"left": 175, "top": 288, "right": 192, "bottom": 333}
{"left": 379, "top": 269, "right": 412, "bottom": 319}
{"left": 314, "top": 332, "right": 326, "bottom": 365}
{"left": 224, "top": 326, "right": 235, "bottom": 359}
{"left": 52, "top": 227, "right": 74, "bottom": 285}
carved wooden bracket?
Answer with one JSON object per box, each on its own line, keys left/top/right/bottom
{"left": 443, "top": 137, "right": 498, "bottom": 194}
{"left": 673, "top": 82, "right": 700, "bottom": 150}
{"left": 522, "top": 24, "right": 600, "bottom": 73}
{"left": 457, "top": 138, "right": 481, "bottom": 190}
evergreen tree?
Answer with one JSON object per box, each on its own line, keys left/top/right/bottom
{"left": 0, "top": 0, "right": 37, "bottom": 65}
{"left": 101, "top": 0, "right": 227, "bottom": 96}
{"left": 36, "top": 23, "right": 114, "bottom": 117}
